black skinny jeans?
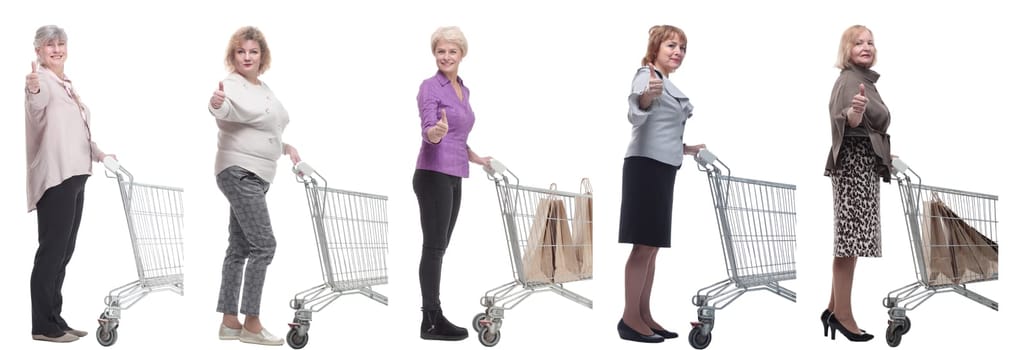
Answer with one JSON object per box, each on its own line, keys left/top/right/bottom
{"left": 412, "top": 169, "right": 462, "bottom": 311}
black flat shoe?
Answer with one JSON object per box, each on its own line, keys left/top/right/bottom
{"left": 651, "top": 328, "right": 679, "bottom": 339}
{"left": 617, "top": 319, "right": 664, "bottom": 343}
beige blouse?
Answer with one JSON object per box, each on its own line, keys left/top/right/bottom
{"left": 24, "top": 65, "right": 105, "bottom": 212}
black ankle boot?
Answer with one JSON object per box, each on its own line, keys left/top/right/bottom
{"left": 421, "top": 309, "right": 468, "bottom": 341}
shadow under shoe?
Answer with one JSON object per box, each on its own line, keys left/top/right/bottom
{"left": 421, "top": 309, "right": 469, "bottom": 341}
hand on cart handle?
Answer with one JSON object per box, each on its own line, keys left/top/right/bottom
{"left": 484, "top": 158, "right": 507, "bottom": 177}
{"left": 103, "top": 155, "right": 122, "bottom": 174}
{"left": 891, "top": 156, "right": 910, "bottom": 175}
{"left": 284, "top": 143, "right": 302, "bottom": 165}
{"left": 684, "top": 143, "right": 706, "bottom": 156}
{"left": 293, "top": 161, "right": 316, "bottom": 179}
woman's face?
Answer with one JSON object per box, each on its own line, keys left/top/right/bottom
{"left": 654, "top": 33, "right": 686, "bottom": 73}
{"left": 850, "top": 30, "right": 875, "bottom": 67}
{"left": 233, "top": 39, "right": 262, "bottom": 79}
{"left": 36, "top": 39, "right": 67, "bottom": 70}
{"left": 434, "top": 40, "right": 463, "bottom": 76}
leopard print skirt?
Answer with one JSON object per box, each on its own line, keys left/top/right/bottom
{"left": 830, "top": 137, "right": 882, "bottom": 257}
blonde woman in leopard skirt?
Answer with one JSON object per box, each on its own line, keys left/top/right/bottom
{"left": 820, "top": 24, "right": 895, "bottom": 343}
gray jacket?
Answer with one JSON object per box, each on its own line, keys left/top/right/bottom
{"left": 625, "top": 66, "right": 694, "bottom": 167}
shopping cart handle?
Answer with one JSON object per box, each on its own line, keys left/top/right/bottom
{"left": 694, "top": 148, "right": 717, "bottom": 166}
{"left": 293, "top": 161, "right": 316, "bottom": 177}
{"left": 485, "top": 158, "right": 507, "bottom": 177}
{"left": 892, "top": 157, "right": 909, "bottom": 175}
{"left": 103, "top": 156, "right": 121, "bottom": 173}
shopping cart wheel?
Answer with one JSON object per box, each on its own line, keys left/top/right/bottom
{"left": 287, "top": 328, "right": 309, "bottom": 349}
{"left": 96, "top": 326, "right": 117, "bottom": 347}
{"left": 478, "top": 327, "right": 501, "bottom": 347}
{"left": 688, "top": 326, "right": 712, "bottom": 349}
{"left": 885, "top": 323, "right": 906, "bottom": 347}
{"left": 472, "top": 313, "right": 487, "bottom": 332}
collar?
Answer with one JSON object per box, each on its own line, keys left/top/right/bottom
{"left": 434, "top": 70, "right": 462, "bottom": 87}
{"left": 849, "top": 64, "right": 880, "bottom": 84}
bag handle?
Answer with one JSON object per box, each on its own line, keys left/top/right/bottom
{"left": 580, "top": 177, "right": 592, "bottom": 194}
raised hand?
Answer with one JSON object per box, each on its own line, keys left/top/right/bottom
{"left": 428, "top": 108, "right": 449, "bottom": 143}
{"left": 210, "top": 81, "right": 226, "bottom": 109}
{"left": 26, "top": 62, "right": 40, "bottom": 93}
{"left": 646, "top": 64, "right": 663, "bottom": 97}
{"left": 850, "top": 83, "right": 868, "bottom": 117}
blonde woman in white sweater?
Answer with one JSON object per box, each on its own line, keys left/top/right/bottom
{"left": 207, "top": 26, "right": 301, "bottom": 346}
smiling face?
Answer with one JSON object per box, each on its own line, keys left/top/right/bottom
{"left": 434, "top": 40, "right": 463, "bottom": 77}
{"left": 233, "top": 39, "right": 262, "bottom": 79}
{"left": 654, "top": 33, "right": 686, "bottom": 73}
{"left": 36, "top": 38, "right": 67, "bottom": 71}
{"left": 850, "top": 29, "right": 875, "bottom": 68}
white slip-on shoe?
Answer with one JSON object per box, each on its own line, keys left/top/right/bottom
{"left": 239, "top": 327, "right": 284, "bottom": 346}
{"left": 219, "top": 324, "right": 243, "bottom": 340}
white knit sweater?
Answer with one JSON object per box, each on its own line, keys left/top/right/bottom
{"left": 208, "top": 73, "right": 290, "bottom": 183}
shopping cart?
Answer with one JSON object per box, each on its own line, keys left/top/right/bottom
{"left": 882, "top": 157, "right": 998, "bottom": 347}
{"left": 95, "top": 157, "right": 185, "bottom": 347}
{"left": 472, "top": 159, "right": 593, "bottom": 347}
{"left": 687, "top": 149, "right": 797, "bottom": 349}
{"left": 285, "top": 162, "right": 388, "bottom": 349}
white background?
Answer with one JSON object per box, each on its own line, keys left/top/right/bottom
{"left": 0, "top": 0, "right": 1017, "bottom": 349}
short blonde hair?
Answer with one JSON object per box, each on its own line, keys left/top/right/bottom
{"left": 223, "top": 26, "right": 272, "bottom": 74}
{"left": 835, "top": 25, "right": 877, "bottom": 69}
{"left": 642, "top": 25, "right": 687, "bottom": 66}
{"left": 431, "top": 26, "right": 467, "bottom": 57}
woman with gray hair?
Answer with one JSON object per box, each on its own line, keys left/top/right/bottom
{"left": 25, "top": 24, "right": 116, "bottom": 343}
{"left": 413, "top": 25, "right": 492, "bottom": 341}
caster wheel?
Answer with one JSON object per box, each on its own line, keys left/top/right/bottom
{"left": 479, "top": 327, "right": 501, "bottom": 347}
{"left": 902, "top": 317, "right": 911, "bottom": 334}
{"left": 885, "top": 324, "right": 905, "bottom": 347}
{"left": 96, "top": 326, "right": 117, "bottom": 347}
{"left": 472, "top": 313, "right": 487, "bottom": 332}
{"left": 688, "top": 326, "right": 712, "bottom": 349}
{"left": 287, "top": 328, "right": 309, "bottom": 349}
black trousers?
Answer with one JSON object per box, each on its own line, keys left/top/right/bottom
{"left": 412, "top": 169, "right": 462, "bottom": 311}
{"left": 31, "top": 174, "right": 89, "bottom": 336}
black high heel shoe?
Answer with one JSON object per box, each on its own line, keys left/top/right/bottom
{"left": 820, "top": 309, "right": 832, "bottom": 337}
{"left": 828, "top": 316, "right": 874, "bottom": 342}
{"left": 617, "top": 319, "right": 664, "bottom": 343}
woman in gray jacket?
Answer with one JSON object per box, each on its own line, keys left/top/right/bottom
{"left": 617, "top": 24, "right": 705, "bottom": 344}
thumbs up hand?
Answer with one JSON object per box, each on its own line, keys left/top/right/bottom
{"left": 645, "top": 64, "right": 664, "bottom": 97}
{"left": 428, "top": 108, "right": 450, "bottom": 144}
{"left": 850, "top": 83, "right": 868, "bottom": 117}
{"left": 26, "top": 62, "right": 40, "bottom": 94}
{"left": 210, "top": 81, "right": 226, "bottom": 109}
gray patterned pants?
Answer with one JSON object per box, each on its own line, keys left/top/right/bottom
{"left": 215, "top": 166, "right": 277, "bottom": 316}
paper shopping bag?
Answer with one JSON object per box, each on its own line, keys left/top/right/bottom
{"left": 550, "top": 198, "right": 582, "bottom": 282}
{"left": 523, "top": 196, "right": 556, "bottom": 283}
{"left": 571, "top": 178, "right": 593, "bottom": 279}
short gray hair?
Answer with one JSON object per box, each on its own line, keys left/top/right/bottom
{"left": 34, "top": 25, "right": 67, "bottom": 49}
{"left": 430, "top": 26, "right": 467, "bottom": 57}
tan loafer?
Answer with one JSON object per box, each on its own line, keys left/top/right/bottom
{"left": 65, "top": 329, "right": 88, "bottom": 337}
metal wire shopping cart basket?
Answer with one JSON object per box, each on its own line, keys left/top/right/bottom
{"left": 882, "top": 157, "right": 998, "bottom": 347}
{"left": 687, "top": 149, "right": 797, "bottom": 349}
{"left": 95, "top": 157, "right": 185, "bottom": 347}
{"left": 285, "top": 162, "right": 388, "bottom": 349}
{"left": 471, "top": 160, "right": 593, "bottom": 347}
